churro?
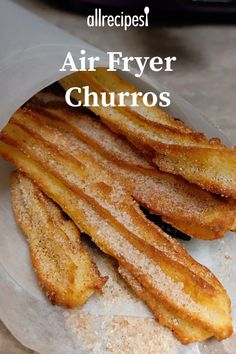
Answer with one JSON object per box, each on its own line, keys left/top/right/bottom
{"left": 59, "top": 69, "right": 236, "bottom": 198}
{"left": 11, "top": 171, "right": 106, "bottom": 308}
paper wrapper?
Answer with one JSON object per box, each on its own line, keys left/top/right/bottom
{"left": 0, "top": 1, "right": 236, "bottom": 353}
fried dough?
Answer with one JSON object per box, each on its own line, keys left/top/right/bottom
{"left": 59, "top": 69, "right": 236, "bottom": 198}
{"left": 23, "top": 100, "right": 236, "bottom": 239}
{"left": 0, "top": 111, "right": 233, "bottom": 343}
{"left": 11, "top": 171, "right": 106, "bottom": 308}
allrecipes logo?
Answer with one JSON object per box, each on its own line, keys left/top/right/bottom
{"left": 87, "top": 7, "right": 150, "bottom": 31}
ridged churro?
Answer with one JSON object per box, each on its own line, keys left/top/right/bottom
{"left": 11, "top": 171, "right": 106, "bottom": 308}
{"left": 59, "top": 69, "right": 236, "bottom": 198}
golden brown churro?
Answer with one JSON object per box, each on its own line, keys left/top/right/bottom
{"left": 11, "top": 171, "right": 106, "bottom": 308}
{"left": 59, "top": 69, "right": 236, "bottom": 198}
{"left": 0, "top": 108, "right": 232, "bottom": 344}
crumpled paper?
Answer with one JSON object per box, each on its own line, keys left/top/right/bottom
{"left": 0, "top": 1, "right": 235, "bottom": 353}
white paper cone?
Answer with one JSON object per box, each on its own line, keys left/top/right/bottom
{"left": 0, "top": 0, "right": 109, "bottom": 128}
{"left": 0, "top": 1, "right": 235, "bottom": 353}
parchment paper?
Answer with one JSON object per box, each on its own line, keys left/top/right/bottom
{"left": 0, "top": 1, "right": 235, "bottom": 353}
